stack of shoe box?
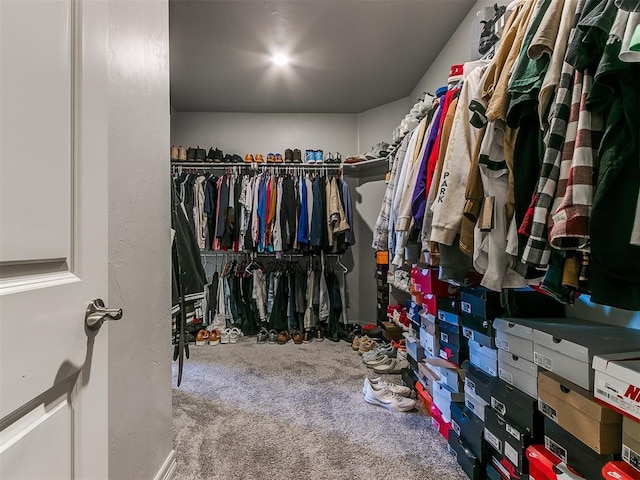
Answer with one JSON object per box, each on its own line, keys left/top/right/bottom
{"left": 375, "top": 262, "right": 389, "bottom": 327}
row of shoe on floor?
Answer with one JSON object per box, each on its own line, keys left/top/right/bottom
{"left": 352, "top": 333, "right": 419, "bottom": 413}
{"left": 170, "top": 145, "right": 344, "bottom": 164}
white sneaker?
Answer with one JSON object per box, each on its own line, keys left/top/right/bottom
{"left": 362, "top": 381, "right": 417, "bottom": 412}
{"left": 363, "top": 355, "right": 393, "bottom": 368}
{"left": 362, "top": 344, "right": 395, "bottom": 361}
{"left": 373, "top": 357, "right": 409, "bottom": 374}
{"left": 364, "top": 377, "right": 412, "bottom": 397}
{"left": 220, "top": 328, "right": 231, "bottom": 344}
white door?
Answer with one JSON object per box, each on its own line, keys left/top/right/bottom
{"left": 0, "top": 1, "right": 110, "bottom": 478}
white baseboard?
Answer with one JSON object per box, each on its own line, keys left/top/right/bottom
{"left": 154, "top": 449, "right": 176, "bottom": 480}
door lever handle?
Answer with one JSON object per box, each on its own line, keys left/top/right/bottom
{"left": 85, "top": 298, "right": 123, "bottom": 330}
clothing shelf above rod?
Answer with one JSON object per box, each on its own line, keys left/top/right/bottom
{"left": 171, "top": 161, "right": 342, "bottom": 169}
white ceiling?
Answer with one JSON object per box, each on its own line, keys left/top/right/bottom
{"left": 169, "top": 0, "right": 476, "bottom": 113}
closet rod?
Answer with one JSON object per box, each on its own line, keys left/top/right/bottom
{"left": 200, "top": 251, "right": 342, "bottom": 257}
{"left": 171, "top": 161, "right": 342, "bottom": 169}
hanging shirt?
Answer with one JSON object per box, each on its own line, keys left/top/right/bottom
{"left": 297, "top": 176, "right": 309, "bottom": 245}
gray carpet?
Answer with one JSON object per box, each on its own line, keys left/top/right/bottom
{"left": 172, "top": 339, "right": 466, "bottom": 480}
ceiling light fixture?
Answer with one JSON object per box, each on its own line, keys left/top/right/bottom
{"left": 272, "top": 53, "right": 289, "bottom": 66}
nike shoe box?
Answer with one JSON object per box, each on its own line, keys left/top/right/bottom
{"left": 469, "top": 340, "right": 498, "bottom": 377}
{"left": 411, "top": 267, "right": 460, "bottom": 298}
{"left": 491, "top": 378, "right": 543, "bottom": 439}
{"left": 451, "top": 401, "right": 488, "bottom": 462}
{"left": 460, "top": 286, "right": 504, "bottom": 320}
{"left": 463, "top": 323, "right": 495, "bottom": 349}
{"left": 433, "top": 380, "right": 465, "bottom": 423}
{"left": 486, "top": 465, "right": 504, "bottom": 480}
{"left": 448, "top": 429, "right": 485, "bottom": 480}
{"left": 489, "top": 451, "right": 526, "bottom": 480}
{"left": 401, "top": 367, "right": 418, "bottom": 393}
{"left": 405, "top": 334, "right": 425, "bottom": 362}
{"left": 420, "top": 328, "right": 439, "bottom": 358}
{"left": 526, "top": 445, "right": 586, "bottom": 480}
{"left": 440, "top": 321, "right": 462, "bottom": 348}
{"left": 465, "top": 381, "right": 489, "bottom": 422}
{"left": 593, "top": 351, "right": 640, "bottom": 422}
{"left": 543, "top": 418, "right": 616, "bottom": 479}
{"left": 538, "top": 370, "right": 622, "bottom": 454}
{"left": 424, "top": 357, "right": 465, "bottom": 393}
{"left": 485, "top": 408, "right": 534, "bottom": 479}
{"left": 407, "top": 353, "right": 419, "bottom": 377}
{"left": 437, "top": 297, "right": 461, "bottom": 326}
{"left": 415, "top": 379, "right": 433, "bottom": 412}
{"left": 463, "top": 360, "right": 495, "bottom": 405}
{"left": 431, "top": 402, "right": 452, "bottom": 440}
{"left": 498, "top": 349, "right": 538, "bottom": 398}
{"left": 501, "top": 289, "right": 565, "bottom": 318}
{"left": 602, "top": 461, "right": 640, "bottom": 480}
{"left": 530, "top": 318, "right": 640, "bottom": 390}
{"left": 493, "top": 318, "right": 535, "bottom": 362}
{"left": 623, "top": 415, "right": 640, "bottom": 472}
{"left": 440, "top": 336, "right": 468, "bottom": 367}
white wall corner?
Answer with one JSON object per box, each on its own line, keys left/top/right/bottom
{"left": 154, "top": 449, "right": 177, "bottom": 480}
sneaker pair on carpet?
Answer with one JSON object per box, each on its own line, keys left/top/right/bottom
{"left": 362, "top": 377, "right": 416, "bottom": 412}
{"left": 363, "top": 347, "right": 408, "bottom": 374}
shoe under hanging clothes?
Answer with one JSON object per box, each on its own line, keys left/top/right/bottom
{"left": 171, "top": 180, "right": 206, "bottom": 387}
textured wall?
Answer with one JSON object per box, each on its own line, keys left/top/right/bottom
{"left": 172, "top": 111, "right": 358, "bottom": 158}
{"left": 108, "top": 1, "right": 173, "bottom": 479}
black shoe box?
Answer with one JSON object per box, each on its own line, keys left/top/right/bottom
{"left": 439, "top": 336, "right": 469, "bottom": 367}
{"left": 543, "top": 418, "right": 617, "bottom": 479}
{"left": 490, "top": 379, "right": 543, "bottom": 440}
{"left": 448, "top": 430, "right": 485, "bottom": 480}
{"left": 401, "top": 367, "right": 418, "bottom": 391}
{"left": 451, "top": 401, "right": 489, "bottom": 462}
{"left": 407, "top": 353, "right": 419, "bottom": 377}
{"left": 486, "top": 465, "right": 502, "bottom": 480}
{"left": 460, "top": 287, "right": 504, "bottom": 320}
{"left": 502, "top": 289, "right": 565, "bottom": 318}
{"left": 463, "top": 360, "right": 495, "bottom": 405}
{"left": 375, "top": 270, "right": 388, "bottom": 289}
{"left": 462, "top": 319, "right": 496, "bottom": 349}
{"left": 489, "top": 451, "right": 527, "bottom": 480}
{"left": 376, "top": 289, "right": 389, "bottom": 305}
{"left": 440, "top": 321, "right": 463, "bottom": 347}
{"left": 438, "top": 296, "right": 459, "bottom": 314}
{"left": 484, "top": 408, "right": 534, "bottom": 478}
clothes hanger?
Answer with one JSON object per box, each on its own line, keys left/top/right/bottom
{"left": 336, "top": 255, "right": 348, "bottom": 273}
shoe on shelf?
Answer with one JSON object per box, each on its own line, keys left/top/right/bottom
{"left": 255, "top": 154, "right": 264, "bottom": 163}
{"left": 334, "top": 152, "right": 342, "bottom": 164}
{"left": 316, "top": 329, "right": 325, "bottom": 342}
{"left": 268, "top": 329, "right": 279, "bottom": 344}
{"left": 195, "top": 329, "right": 210, "bottom": 346}
{"left": 303, "top": 331, "right": 313, "bottom": 343}
{"left": 220, "top": 328, "right": 231, "bottom": 345}
{"left": 223, "top": 154, "right": 235, "bottom": 163}
{"left": 209, "top": 329, "right": 221, "bottom": 345}
{"left": 178, "top": 146, "right": 187, "bottom": 161}
{"left": 232, "top": 154, "right": 243, "bottom": 163}
{"left": 267, "top": 153, "right": 275, "bottom": 163}
{"left": 366, "top": 377, "right": 411, "bottom": 397}
{"left": 274, "top": 153, "right": 283, "bottom": 163}
{"left": 213, "top": 148, "right": 224, "bottom": 162}
{"left": 257, "top": 328, "right": 269, "bottom": 344}
{"left": 292, "top": 330, "right": 303, "bottom": 344}
{"left": 305, "top": 150, "right": 315, "bottom": 163}
{"left": 284, "top": 148, "right": 293, "bottom": 162}
{"left": 195, "top": 147, "right": 206, "bottom": 162}
{"left": 292, "top": 148, "right": 302, "bottom": 163}
{"left": 171, "top": 145, "right": 179, "bottom": 161}
{"left": 372, "top": 357, "right": 408, "bottom": 374}
{"left": 229, "top": 327, "right": 242, "bottom": 344}
{"left": 245, "top": 154, "right": 255, "bottom": 163}
{"left": 323, "top": 152, "right": 334, "bottom": 163}
{"left": 362, "top": 380, "right": 417, "bottom": 412}
{"left": 314, "top": 150, "right": 324, "bottom": 163}
{"left": 187, "top": 148, "right": 197, "bottom": 161}
{"left": 206, "top": 148, "right": 215, "bottom": 162}
{"left": 277, "top": 331, "right": 291, "bottom": 345}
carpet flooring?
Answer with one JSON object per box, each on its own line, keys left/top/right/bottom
{"left": 172, "top": 339, "right": 466, "bottom": 480}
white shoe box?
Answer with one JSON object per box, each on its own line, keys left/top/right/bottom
{"left": 464, "top": 382, "right": 488, "bottom": 421}
{"left": 498, "top": 349, "right": 537, "bottom": 398}
{"left": 531, "top": 319, "right": 640, "bottom": 390}
{"left": 469, "top": 340, "right": 498, "bottom": 378}
{"left": 419, "top": 325, "right": 439, "bottom": 357}
{"left": 493, "top": 318, "right": 534, "bottom": 362}
{"left": 405, "top": 334, "right": 425, "bottom": 362}
{"left": 433, "top": 380, "right": 465, "bottom": 423}
{"left": 593, "top": 351, "right": 640, "bottom": 422}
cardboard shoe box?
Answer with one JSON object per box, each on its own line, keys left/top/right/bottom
{"left": 431, "top": 402, "right": 451, "bottom": 440}
{"left": 593, "top": 351, "right": 640, "bottom": 422}
{"left": 484, "top": 408, "right": 532, "bottom": 478}
{"left": 439, "top": 336, "right": 469, "bottom": 367}
{"left": 463, "top": 315, "right": 496, "bottom": 348}
{"left": 433, "top": 380, "right": 465, "bottom": 423}
{"left": 438, "top": 296, "right": 461, "bottom": 326}
{"left": 526, "top": 445, "right": 586, "bottom": 480}
{"left": 543, "top": 418, "right": 616, "bottom": 479}
{"left": 493, "top": 318, "right": 535, "bottom": 362}
{"left": 460, "top": 286, "right": 504, "bottom": 320}
{"left": 424, "top": 357, "right": 465, "bottom": 393}
{"left": 463, "top": 360, "right": 495, "bottom": 405}
{"left": 531, "top": 318, "right": 640, "bottom": 390}
{"left": 451, "top": 401, "right": 488, "bottom": 462}
{"left": 405, "top": 334, "right": 425, "bottom": 362}
{"left": 538, "top": 370, "right": 622, "bottom": 454}
{"left": 602, "top": 461, "right": 640, "bottom": 480}
{"left": 623, "top": 416, "right": 640, "bottom": 472}
{"left": 491, "top": 378, "right": 543, "bottom": 439}
{"left": 469, "top": 340, "right": 498, "bottom": 377}
{"left": 440, "top": 321, "right": 462, "bottom": 347}
{"left": 498, "top": 349, "right": 538, "bottom": 398}
{"left": 448, "top": 429, "right": 485, "bottom": 480}
{"left": 465, "top": 382, "right": 489, "bottom": 422}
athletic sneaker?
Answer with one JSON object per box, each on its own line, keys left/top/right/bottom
{"left": 362, "top": 344, "right": 395, "bottom": 361}
{"left": 372, "top": 355, "right": 408, "bottom": 374}
{"left": 362, "top": 381, "right": 417, "bottom": 412}
{"left": 366, "top": 377, "right": 411, "bottom": 397}
{"left": 305, "top": 150, "right": 315, "bottom": 163}
{"left": 363, "top": 354, "right": 394, "bottom": 368}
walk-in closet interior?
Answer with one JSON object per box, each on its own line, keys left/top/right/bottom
{"left": 169, "top": 1, "right": 640, "bottom": 479}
